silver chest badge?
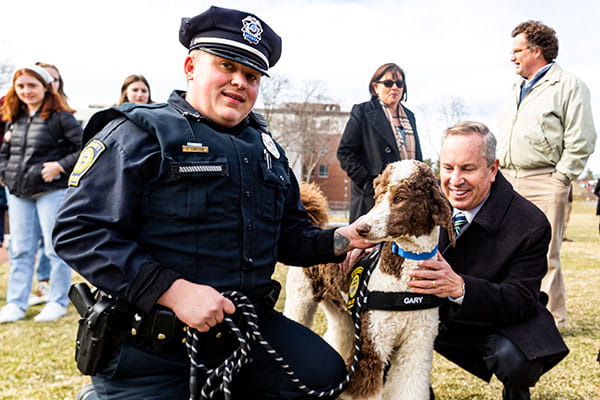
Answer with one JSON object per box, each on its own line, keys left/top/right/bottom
{"left": 241, "top": 15, "right": 263, "bottom": 45}
{"left": 261, "top": 133, "right": 280, "bottom": 159}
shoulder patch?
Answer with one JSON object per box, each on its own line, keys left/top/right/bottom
{"left": 68, "top": 139, "right": 106, "bottom": 187}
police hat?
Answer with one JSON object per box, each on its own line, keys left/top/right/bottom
{"left": 179, "top": 6, "right": 282, "bottom": 76}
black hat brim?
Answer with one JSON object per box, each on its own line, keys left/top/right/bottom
{"left": 195, "top": 46, "right": 270, "bottom": 77}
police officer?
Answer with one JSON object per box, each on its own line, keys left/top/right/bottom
{"left": 53, "top": 6, "right": 372, "bottom": 400}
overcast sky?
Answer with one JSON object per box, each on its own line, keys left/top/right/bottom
{"left": 2, "top": 0, "right": 599, "bottom": 176}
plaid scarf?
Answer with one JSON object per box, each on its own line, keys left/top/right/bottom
{"left": 380, "top": 101, "right": 416, "bottom": 160}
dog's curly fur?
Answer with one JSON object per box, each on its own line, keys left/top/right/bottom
{"left": 292, "top": 182, "right": 348, "bottom": 319}
{"left": 284, "top": 160, "right": 453, "bottom": 400}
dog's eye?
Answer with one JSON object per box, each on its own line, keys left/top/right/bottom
{"left": 393, "top": 195, "right": 404, "bottom": 204}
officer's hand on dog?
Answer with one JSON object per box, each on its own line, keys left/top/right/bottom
{"left": 157, "top": 279, "right": 236, "bottom": 332}
{"left": 334, "top": 222, "right": 375, "bottom": 256}
{"left": 409, "top": 251, "right": 465, "bottom": 299}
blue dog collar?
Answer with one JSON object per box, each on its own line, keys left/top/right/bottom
{"left": 391, "top": 242, "right": 437, "bottom": 260}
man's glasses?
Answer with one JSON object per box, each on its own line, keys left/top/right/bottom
{"left": 511, "top": 46, "right": 533, "bottom": 56}
{"left": 376, "top": 79, "right": 404, "bottom": 89}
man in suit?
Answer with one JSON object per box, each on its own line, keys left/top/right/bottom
{"left": 409, "top": 121, "right": 568, "bottom": 400}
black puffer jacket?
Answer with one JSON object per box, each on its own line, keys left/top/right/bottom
{"left": 0, "top": 110, "right": 82, "bottom": 198}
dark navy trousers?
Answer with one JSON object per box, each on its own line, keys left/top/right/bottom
{"left": 92, "top": 310, "right": 347, "bottom": 400}
{"left": 436, "top": 333, "right": 546, "bottom": 400}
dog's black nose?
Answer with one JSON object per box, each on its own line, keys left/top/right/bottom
{"left": 356, "top": 223, "right": 371, "bottom": 237}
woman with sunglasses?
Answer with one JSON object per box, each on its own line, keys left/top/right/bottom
{"left": 337, "top": 63, "right": 423, "bottom": 222}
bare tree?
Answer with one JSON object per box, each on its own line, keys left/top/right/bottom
{"left": 273, "top": 80, "right": 337, "bottom": 182}
{"left": 258, "top": 77, "right": 343, "bottom": 183}
{"left": 415, "top": 97, "right": 469, "bottom": 176}
{"left": 258, "top": 73, "right": 290, "bottom": 126}
{"left": 416, "top": 104, "right": 441, "bottom": 160}
{"left": 439, "top": 96, "right": 467, "bottom": 127}
{"left": 297, "top": 108, "right": 334, "bottom": 183}
{"left": 0, "top": 61, "right": 14, "bottom": 93}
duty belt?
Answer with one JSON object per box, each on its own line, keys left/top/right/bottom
{"left": 130, "top": 281, "right": 282, "bottom": 351}
{"left": 130, "top": 306, "right": 187, "bottom": 351}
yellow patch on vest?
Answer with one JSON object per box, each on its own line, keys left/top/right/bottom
{"left": 68, "top": 139, "right": 106, "bottom": 187}
{"left": 347, "top": 265, "right": 364, "bottom": 310}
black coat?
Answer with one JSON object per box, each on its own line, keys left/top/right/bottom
{"left": 337, "top": 96, "right": 422, "bottom": 222}
{"left": 435, "top": 172, "right": 569, "bottom": 380}
{"left": 594, "top": 179, "right": 600, "bottom": 216}
{"left": 0, "top": 110, "right": 81, "bottom": 197}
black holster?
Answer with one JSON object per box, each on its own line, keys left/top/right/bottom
{"left": 69, "top": 283, "right": 127, "bottom": 375}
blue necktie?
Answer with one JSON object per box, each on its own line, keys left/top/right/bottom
{"left": 453, "top": 212, "right": 468, "bottom": 236}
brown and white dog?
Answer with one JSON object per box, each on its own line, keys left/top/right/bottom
{"left": 284, "top": 160, "right": 454, "bottom": 400}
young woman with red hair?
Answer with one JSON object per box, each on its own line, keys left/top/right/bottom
{"left": 0, "top": 66, "right": 81, "bottom": 323}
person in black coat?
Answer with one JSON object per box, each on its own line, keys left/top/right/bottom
{"left": 594, "top": 179, "right": 600, "bottom": 365}
{"left": 594, "top": 178, "right": 600, "bottom": 236}
{"left": 337, "top": 63, "right": 422, "bottom": 222}
{"left": 0, "top": 96, "right": 7, "bottom": 247}
{"left": 409, "top": 121, "right": 568, "bottom": 400}
{"left": 0, "top": 65, "right": 81, "bottom": 324}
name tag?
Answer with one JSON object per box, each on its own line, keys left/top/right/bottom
{"left": 182, "top": 145, "right": 209, "bottom": 153}
{"left": 403, "top": 296, "right": 424, "bottom": 305}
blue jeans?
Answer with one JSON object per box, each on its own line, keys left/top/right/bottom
{"left": 35, "top": 237, "right": 51, "bottom": 281}
{"left": 6, "top": 190, "right": 72, "bottom": 310}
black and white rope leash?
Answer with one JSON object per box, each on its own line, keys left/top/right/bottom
{"left": 185, "top": 259, "right": 375, "bottom": 400}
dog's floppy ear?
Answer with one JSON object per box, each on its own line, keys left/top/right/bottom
{"left": 373, "top": 165, "right": 391, "bottom": 201}
{"left": 431, "top": 186, "right": 456, "bottom": 247}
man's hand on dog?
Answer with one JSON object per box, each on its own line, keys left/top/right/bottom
{"left": 341, "top": 248, "right": 364, "bottom": 275}
{"left": 409, "top": 251, "right": 465, "bottom": 299}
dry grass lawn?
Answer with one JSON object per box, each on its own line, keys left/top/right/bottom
{"left": 0, "top": 201, "right": 598, "bottom": 399}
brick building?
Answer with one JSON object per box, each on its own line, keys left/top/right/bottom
{"left": 259, "top": 103, "right": 351, "bottom": 211}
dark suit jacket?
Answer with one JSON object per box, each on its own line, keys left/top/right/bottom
{"left": 435, "top": 172, "right": 569, "bottom": 381}
{"left": 337, "top": 96, "right": 422, "bottom": 222}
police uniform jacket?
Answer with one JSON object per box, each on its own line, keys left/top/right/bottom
{"left": 337, "top": 96, "right": 422, "bottom": 222}
{"left": 53, "top": 91, "right": 344, "bottom": 314}
{"left": 435, "top": 172, "right": 569, "bottom": 380}
{"left": 0, "top": 110, "right": 82, "bottom": 197}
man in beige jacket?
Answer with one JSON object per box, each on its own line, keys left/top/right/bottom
{"left": 497, "top": 20, "right": 596, "bottom": 328}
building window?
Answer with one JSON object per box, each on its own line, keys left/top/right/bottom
{"left": 318, "top": 164, "right": 329, "bottom": 178}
